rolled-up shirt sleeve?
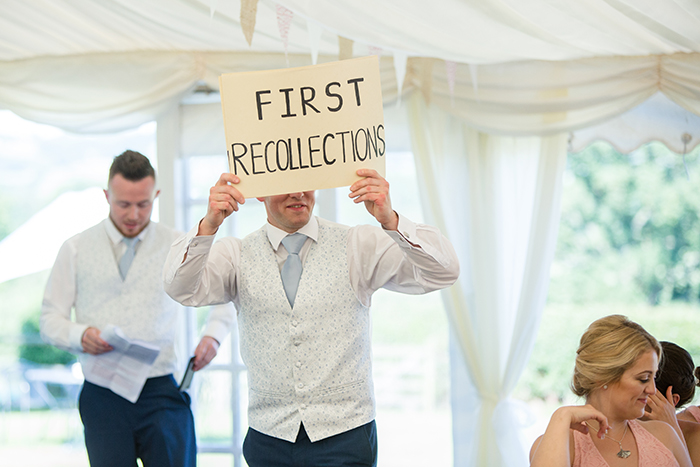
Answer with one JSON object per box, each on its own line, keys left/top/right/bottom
{"left": 348, "top": 212, "right": 460, "bottom": 306}
{"left": 163, "top": 224, "right": 241, "bottom": 309}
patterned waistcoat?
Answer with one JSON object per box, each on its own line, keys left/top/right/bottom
{"left": 238, "top": 218, "right": 375, "bottom": 442}
{"left": 75, "top": 222, "right": 180, "bottom": 377}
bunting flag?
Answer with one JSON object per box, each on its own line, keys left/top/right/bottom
{"left": 276, "top": 4, "right": 294, "bottom": 64}
{"left": 393, "top": 51, "right": 408, "bottom": 106}
{"left": 419, "top": 57, "right": 435, "bottom": 105}
{"left": 240, "top": 0, "right": 259, "bottom": 46}
{"left": 445, "top": 60, "right": 457, "bottom": 106}
{"left": 338, "top": 36, "right": 354, "bottom": 61}
{"left": 469, "top": 63, "right": 479, "bottom": 101}
{"left": 368, "top": 45, "right": 383, "bottom": 56}
{"left": 682, "top": 132, "right": 692, "bottom": 180}
{"left": 306, "top": 18, "right": 323, "bottom": 65}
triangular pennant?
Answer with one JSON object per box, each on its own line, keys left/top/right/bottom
{"left": 445, "top": 60, "right": 457, "bottom": 107}
{"left": 338, "top": 36, "right": 354, "bottom": 61}
{"left": 368, "top": 45, "right": 383, "bottom": 57}
{"left": 307, "top": 18, "right": 323, "bottom": 65}
{"left": 240, "top": 0, "right": 259, "bottom": 47}
{"left": 276, "top": 4, "right": 294, "bottom": 65}
{"left": 419, "top": 57, "right": 434, "bottom": 105}
{"left": 469, "top": 63, "right": 479, "bottom": 101}
{"left": 393, "top": 51, "right": 408, "bottom": 107}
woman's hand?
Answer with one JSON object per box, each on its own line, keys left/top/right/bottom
{"left": 558, "top": 405, "right": 611, "bottom": 438}
{"left": 646, "top": 386, "right": 678, "bottom": 424}
{"left": 646, "top": 386, "right": 685, "bottom": 445}
{"left": 530, "top": 405, "right": 611, "bottom": 467}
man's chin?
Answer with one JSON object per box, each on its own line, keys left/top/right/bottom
{"left": 120, "top": 223, "right": 147, "bottom": 237}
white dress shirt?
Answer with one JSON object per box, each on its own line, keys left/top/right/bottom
{"left": 163, "top": 212, "right": 459, "bottom": 441}
{"left": 41, "top": 219, "right": 232, "bottom": 354}
{"left": 164, "top": 213, "right": 460, "bottom": 309}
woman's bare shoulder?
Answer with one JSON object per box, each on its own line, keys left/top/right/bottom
{"left": 637, "top": 418, "right": 674, "bottom": 436}
{"left": 529, "top": 431, "right": 576, "bottom": 464}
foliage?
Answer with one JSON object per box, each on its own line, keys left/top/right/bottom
{"left": 519, "top": 142, "right": 700, "bottom": 403}
{"left": 548, "top": 142, "right": 700, "bottom": 306}
{"left": 19, "top": 314, "right": 76, "bottom": 365}
{"left": 0, "top": 192, "right": 10, "bottom": 240}
{"left": 516, "top": 303, "right": 700, "bottom": 403}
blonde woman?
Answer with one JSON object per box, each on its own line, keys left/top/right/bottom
{"left": 530, "top": 315, "right": 691, "bottom": 467}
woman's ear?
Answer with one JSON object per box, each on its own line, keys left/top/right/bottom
{"left": 673, "top": 393, "right": 681, "bottom": 407}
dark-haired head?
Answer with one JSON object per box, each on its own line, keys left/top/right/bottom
{"left": 108, "top": 150, "right": 155, "bottom": 184}
{"left": 104, "top": 150, "right": 158, "bottom": 238}
{"left": 656, "top": 341, "right": 696, "bottom": 408}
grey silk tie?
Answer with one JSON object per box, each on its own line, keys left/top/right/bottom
{"left": 119, "top": 237, "right": 139, "bottom": 279}
{"left": 280, "top": 233, "right": 306, "bottom": 307}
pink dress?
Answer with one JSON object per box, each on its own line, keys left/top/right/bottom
{"left": 572, "top": 419, "right": 679, "bottom": 467}
{"left": 685, "top": 405, "right": 700, "bottom": 423}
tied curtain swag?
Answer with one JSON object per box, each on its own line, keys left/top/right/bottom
{"left": 1, "top": 51, "right": 700, "bottom": 135}
{"left": 408, "top": 92, "right": 567, "bottom": 466}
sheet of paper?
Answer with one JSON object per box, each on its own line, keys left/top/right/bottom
{"left": 80, "top": 324, "right": 160, "bottom": 403}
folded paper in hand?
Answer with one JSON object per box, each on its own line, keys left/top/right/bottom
{"left": 80, "top": 324, "right": 160, "bottom": 403}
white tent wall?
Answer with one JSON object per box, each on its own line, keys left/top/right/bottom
{"left": 3, "top": 1, "right": 700, "bottom": 467}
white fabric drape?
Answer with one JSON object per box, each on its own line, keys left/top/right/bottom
{"left": 570, "top": 92, "right": 700, "bottom": 154}
{"left": 0, "top": 51, "right": 400, "bottom": 133}
{"left": 407, "top": 92, "right": 567, "bottom": 466}
{"left": 404, "top": 53, "right": 700, "bottom": 140}
{"left": 274, "top": 0, "right": 700, "bottom": 63}
{"left": 3, "top": 50, "right": 700, "bottom": 143}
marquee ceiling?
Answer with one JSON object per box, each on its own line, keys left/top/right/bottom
{"left": 1, "top": 0, "right": 699, "bottom": 149}
{"left": 3, "top": 0, "right": 699, "bottom": 63}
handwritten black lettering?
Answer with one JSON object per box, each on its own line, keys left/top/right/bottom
{"left": 308, "top": 135, "right": 322, "bottom": 168}
{"left": 301, "top": 87, "right": 321, "bottom": 116}
{"left": 255, "top": 90, "right": 272, "bottom": 120}
{"left": 276, "top": 139, "right": 290, "bottom": 171}
{"left": 347, "top": 78, "right": 364, "bottom": 106}
{"left": 230, "top": 143, "right": 250, "bottom": 175}
{"left": 325, "top": 82, "right": 342, "bottom": 112}
{"left": 280, "top": 88, "right": 297, "bottom": 118}
{"left": 322, "top": 133, "right": 336, "bottom": 165}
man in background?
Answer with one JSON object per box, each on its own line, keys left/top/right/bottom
{"left": 41, "top": 150, "right": 232, "bottom": 466}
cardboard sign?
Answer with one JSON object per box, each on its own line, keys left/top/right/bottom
{"left": 219, "top": 56, "right": 385, "bottom": 198}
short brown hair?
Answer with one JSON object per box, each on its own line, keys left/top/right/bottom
{"left": 108, "top": 150, "right": 155, "bottom": 183}
{"left": 571, "top": 315, "right": 661, "bottom": 398}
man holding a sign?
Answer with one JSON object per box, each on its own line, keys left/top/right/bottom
{"left": 163, "top": 168, "right": 459, "bottom": 466}
{"left": 164, "top": 58, "right": 459, "bottom": 466}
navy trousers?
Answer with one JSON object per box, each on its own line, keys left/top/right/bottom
{"left": 243, "top": 421, "right": 378, "bottom": 467}
{"left": 79, "top": 375, "right": 196, "bottom": 467}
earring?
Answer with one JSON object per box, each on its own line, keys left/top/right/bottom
{"left": 603, "top": 385, "right": 608, "bottom": 390}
